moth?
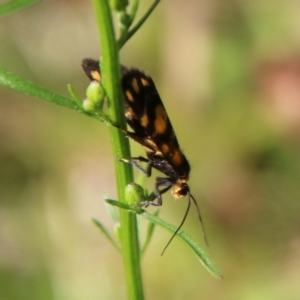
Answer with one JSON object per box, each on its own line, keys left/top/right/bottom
{"left": 82, "top": 59, "right": 207, "bottom": 249}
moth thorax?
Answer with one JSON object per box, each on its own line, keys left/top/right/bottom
{"left": 171, "top": 180, "right": 190, "bottom": 199}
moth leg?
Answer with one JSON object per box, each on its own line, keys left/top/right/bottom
{"left": 118, "top": 156, "right": 153, "bottom": 177}
{"left": 115, "top": 125, "right": 151, "bottom": 148}
{"left": 141, "top": 177, "right": 173, "bottom": 207}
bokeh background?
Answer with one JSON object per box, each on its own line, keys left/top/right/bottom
{"left": 1, "top": 0, "right": 300, "bottom": 299}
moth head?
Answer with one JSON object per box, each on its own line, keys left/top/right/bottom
{"left": 171, "top": 179, "right": 189, "bottom": 199}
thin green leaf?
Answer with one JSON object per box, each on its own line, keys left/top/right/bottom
{"left": 128, "top": 0, "right": 139, "bottom": 24}
{"left": 0, "top": 68, "right": 77, "bottom": 109}
{"left": 140, "top": 209, "right": 159, "bottom": 257}
{"left": 67, "top": 83, "right": 83, "bottom": 108}
{"left": 0, "top": 68, "right": 112, "bottom": 125}
{"left": 92, "top": 218, "right": 121, "bottom": 253}
{"left": 117, "top": 0, "right": 160, "bottom": 49}
{"left": 105, "top": 199, "right": 120, "bottom": 223}
{"left": 105, "top": 199, "right": 222, "bottom": 278}
{"left": 105, "top": 199, "right": 132, "bottom": 210}
{"left": 141, "top": 211, "right": 223, "bottom": 279}
{"left": 0, "top": 0, "right": 39, "bottom": 17}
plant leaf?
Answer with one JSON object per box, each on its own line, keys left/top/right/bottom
{"left": 92, "top": 218, "right": 121, "bottom": 253}
{"left": 0, "top": 68, "right": 112, "bottom": 125}
{"left": 141, "top": 210, "right": 223, "bottom": 278}
{"left": 140, "top": 209, "right": 159, "bottom": 257}
{"left": 105, "top": 199, "right": 222, "bottom": 278}
{"left": 0, "top": 0, "right": 39, "bottom": 17}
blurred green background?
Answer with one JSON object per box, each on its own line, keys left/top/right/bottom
{"left": 1, "top": 0, "right": 300, "bottom": 299}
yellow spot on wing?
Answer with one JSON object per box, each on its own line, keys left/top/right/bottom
{"left": 91, "top": 70, "right": 101, "bottom": 81}
{"left": 141, "top": 78, "right": 150, "bottom": 86}
{"left": 144, "top": 138, "right": 160, "bottom": 153}
{"left": 125, "top": 107, "right": 137, "bottom": 119}
{"left": 125, "top": 90, "right": 134, "bottom": 102}
{"left": 172, "top": 150, "right": 184, "bottom": 166}
{"left": 161, "top": 143, "right": 170, "bottom": 154}
{"left": 141, "top": 112, "right": 149, "bottom": 127}
{"left": 154, "top": 105, "right": 167, "bottom": 134}
{"left": 131, "top": 78, "right": 140, "bottom": 93}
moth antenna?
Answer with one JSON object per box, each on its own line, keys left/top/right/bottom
{"left": 189, "top": 193, "right": 208, "bottom": 247}
{"left": 161, "top": 197, "right": 191, "bottom": 255}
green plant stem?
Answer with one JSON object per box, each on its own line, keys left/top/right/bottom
{"left": 92, "top": 0, "right": 144, "bottom": 299}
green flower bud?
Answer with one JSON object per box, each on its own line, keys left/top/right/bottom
{"left": 82, "top": 98, "right": 95, "bottom": 111}
{"left": 109, "top": 0, "right": 128, "bottom": 11}
{"left": 83, "top": 81, "right": 105, "bottom": 112}
{"left": 124, "top": 183, "right": 144, "bottom": 206}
